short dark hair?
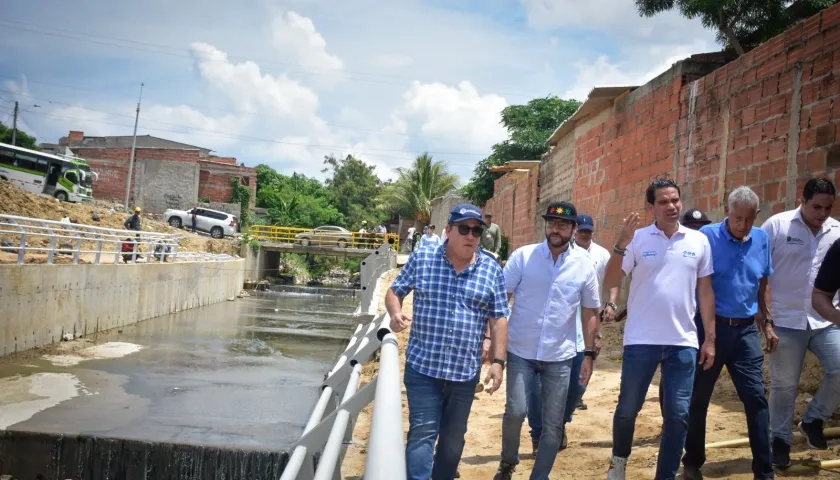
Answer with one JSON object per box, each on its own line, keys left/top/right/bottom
{"left": 645, "top": 178, "right": 681, "bottom": 205}
{"left": 802, "top": 178, "right": 836, "bottom": 201}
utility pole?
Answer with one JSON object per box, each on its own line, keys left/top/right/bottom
{"left": 124, "top": 83, "right": 144, "bottom": 210}
{"left": 11, "top": 101, "right": 19, "bottom": 146}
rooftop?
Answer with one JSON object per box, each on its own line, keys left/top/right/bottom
{"left": 60, "top": 134, "right": 212, "bottom": 155}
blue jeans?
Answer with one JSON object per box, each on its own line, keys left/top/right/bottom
{"left": 613, "top": 345, "right": 697, "bottom": 480}
{"left": 770, "top": 324, "right": 840, "bottom": 445}
{"left": 404, "top": 364, "right": 479, "bottom": 480}
{"left": 527, "top": 351, "right": 587, "bottom": 441}
{"left": 501, "top": 352, "right": 572, "bottom": 480}
{"left": 683, "top": 321, "right": 773, "bottom": 478}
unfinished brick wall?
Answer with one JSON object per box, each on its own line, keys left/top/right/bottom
{"left": 483, "top": 168, "right": 539, "bottom": 254}
{"left": 499, "top": 3, "right": 840, "bottom": 250}
{"left": 197, "top": 160, "right": 257, "bottom": 206}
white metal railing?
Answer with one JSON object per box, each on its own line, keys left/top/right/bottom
{"left": 0, "top": 214, "right": 236, "bottom": 265}
{"left": 280, "top": 312, "right": 406, "bottom": 480}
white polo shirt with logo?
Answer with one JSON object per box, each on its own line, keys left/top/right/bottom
{"left": 761, "top": 208, "right": 840, "bottom": 330}
{"left": 621, "top": 223, "right": 714, "bottom": 348}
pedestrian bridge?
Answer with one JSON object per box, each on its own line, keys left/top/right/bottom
{"left": 249, "top": 225, "right": 400, "bottom": 258}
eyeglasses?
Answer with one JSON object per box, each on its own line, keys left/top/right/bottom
{"left": 545, "top": 221, "right": 574, "bottom": 230}
{"left": 456, "top": 225, "right": 485, "bottom": 237}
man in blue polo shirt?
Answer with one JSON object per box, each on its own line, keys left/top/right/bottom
{"left": 681, "top": 186, "right": 779, "bottom": 480}
{"left": 387, "top": 203, "right": 511, "bottom": 480}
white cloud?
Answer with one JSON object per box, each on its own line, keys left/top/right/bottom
{"left": 271, "top": 11, "right": 343, "bottom": 72}
{"left": 562, "top": 40, "right": 715, "bottom": 101}
{"left": 396, "top": 81, "right": 508, "bottom": 152}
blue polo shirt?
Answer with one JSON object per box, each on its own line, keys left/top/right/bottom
{"left": 699, "top": 220, "right": 773, "bottom": 318}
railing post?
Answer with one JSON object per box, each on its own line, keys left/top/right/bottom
{"left": 44, "top": 222, "right": 56, "bottom": 264}
{"left": 364, "top": 331, "right": 406, "bottom": 480}
{"left": 95, "top": 232, "right": 103, "bottom": 265}
{"left": 13, "top": 220, "right": 26, "bottom": 264}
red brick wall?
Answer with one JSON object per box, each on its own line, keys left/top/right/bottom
{"left": 197, "top": 160, "right": 257, "bottom": 206}
{"left": 485, "top": 4, "right": 840, "bottom": 251}
{"left": 483, "top": 168, "right": 539, "bottom": 254}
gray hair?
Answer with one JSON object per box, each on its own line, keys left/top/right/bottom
{"left": 728, "top": 186, "right": 760, "bottom": 212}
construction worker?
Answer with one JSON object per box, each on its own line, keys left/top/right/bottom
{"left": 125, "top": 207, "right": 142, "bottom": 231}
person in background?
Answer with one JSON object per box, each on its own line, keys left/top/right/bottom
{"left": 406, "top": 225, "right": 417, "bottom": 252}
{"left": 494, "top": 201, "right": 600, "bottom": 480}
{"left": 419, "top": 225, "right": 441, "bottom": 249}
{"left": 603, "top": 178, "right": 716, "bottom": 480}
{"left": 386, "top": 203, "right": 510, "bottom": 480}
{"left": 812, "top": 237, "right": 840, "bottom": 327}
{"left": 191, "top": 207, "right": 198, "bottom": 233}
{"left": 762, "top": 178, "right": 840, "bottom": 466}
{"left": 681, "top": 186, "right": 777, "bottom": 480}
{"left": 125, "top": 207, "right": 142, "bottom": 231}
{"left": 526, "top": 213, "right": 619, "bottom": 453}
{"left": 121, "top": 237, "right": 138, "bottom": 263}
{"left": 481, "top": 212, "right": 502, "bottom": 258}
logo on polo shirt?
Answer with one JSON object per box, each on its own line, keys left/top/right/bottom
{"left": 642, "top": 250, "right": 657, "bottom": 258}
{"left": 682, "top": 250, "right": 697, "bottom": 258}
{"left": 786, "top": 235, "right": 804, "bottom": 245}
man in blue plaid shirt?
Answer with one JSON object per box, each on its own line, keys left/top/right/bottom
{"left": 387, "top": 203, "right": 511, "bottom": 480}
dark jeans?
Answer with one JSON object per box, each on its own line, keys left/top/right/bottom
{"left": 404, "top": 364, "right": 479, "bottom": 480}
{"left": 613, "top": 345, "right": 697, "bottom": 480}
{"left": 527, "top": 351, "right": 587, "bottom": 441}
{"left": 682, "top": 320, "right": 773, "bottom": 478}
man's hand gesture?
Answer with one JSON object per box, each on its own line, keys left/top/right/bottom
{"left": 617, "top": 212, "right": 640, "bottom": 249}
{"left": 389, "top": 312, "right": 412, "bottom": 333}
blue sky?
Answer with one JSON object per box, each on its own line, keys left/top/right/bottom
{"left": 0, "top": 0, "right": 717, "bottom": 183}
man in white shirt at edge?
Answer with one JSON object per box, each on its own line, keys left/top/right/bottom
{"left": 761, "top": 177, "right": 840, "bottom": 467}
{"left": 525, "top": 213, "right": 620, "bottom": 453}
{"left": 603, "top": 178, "right": 716, "bottom": 480}
{"left": 493, "top": 200, "right": 601, "bottom": 480}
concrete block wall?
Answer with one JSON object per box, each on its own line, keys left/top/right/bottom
{"left": 483, "top": 168, "right": 539, "bottom": 254}
{"left": 0, "top": 260, "right": 245, "bottom": 356}
{"left": 137, "top": 158, "right": 201, "bottom": 213}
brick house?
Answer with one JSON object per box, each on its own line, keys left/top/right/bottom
{"left": 42, "top": 131, "right": 257, "bottom": 213}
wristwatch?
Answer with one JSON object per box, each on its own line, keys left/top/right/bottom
{"left": 764, "top": 318, "right": 775, "bottom": 328}
{"left": 605, "top": 302, "right": 618, "bottom": 311}
{"left": 583, "top": 349, "right": 597, "bottom": 359}
{"left": 492, "top": 358, "right": 506, "bottom": 369}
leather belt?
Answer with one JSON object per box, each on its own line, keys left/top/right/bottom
{"left": 715, "top": 315, "right": 755, "bottom": 327}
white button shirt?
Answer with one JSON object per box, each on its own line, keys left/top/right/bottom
{"left": 621, "top": 223, "right": 714, "bottom": 348}
{"left": 504, "top": 241, "right": 601, "bottom": 362}
{"left": 572, "top": 241, "right": 612, "bottom": 351}
{"left": 761, "top": 208, "right": 840, "bottom": 330}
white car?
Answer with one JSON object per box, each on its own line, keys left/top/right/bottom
{"left": 164, "top": 207, "right": 237, "bottom": 239}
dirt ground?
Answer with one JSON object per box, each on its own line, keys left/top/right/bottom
{"left": 0, "top": 180, "right": 239, "bottom": 261}
{"left": 342, "top": 270, "right": 839, "bottom": 479}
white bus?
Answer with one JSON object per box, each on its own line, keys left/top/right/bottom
{"left": 0, "top": 142, "right": 97, "bottom": 202}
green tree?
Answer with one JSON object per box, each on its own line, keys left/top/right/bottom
{"left": 0, "top": 122, "right": 39, "bottom": 150}
{"left": 461, "top": 96, "right": 581, "bottom": 205}
{"left": 635, "top": 0, "right": 838, "bottom": 56}
{"left": 254, "top": 164, "right": 344, "bottom": 228}
{"left": 322, "top": 154, "right": 386, "bottom": 227}
{"left": 229, "top": 178, "right": 252, "bottom": 229}
{"left": 377, "top": 153, "right": 459, "bottom": 225}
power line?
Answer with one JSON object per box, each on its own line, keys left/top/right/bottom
{"left": 18, "top": 108, "right": 486, "bottom": 166}
{"left": 0, "top": 19, "right": 546, "bottom": 99}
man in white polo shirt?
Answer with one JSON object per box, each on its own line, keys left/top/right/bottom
{"left": 603, "top": 178, "right": 716, "bottom": 480}
{"left": 761, "top": 178, "right": 840, "bottom": 467}
{"left": 494, "top": 201, "right": 601, "bottom": 480}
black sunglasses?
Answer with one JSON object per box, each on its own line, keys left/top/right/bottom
{"left": 455, "top": 225, "right": 485, "bottom": 237}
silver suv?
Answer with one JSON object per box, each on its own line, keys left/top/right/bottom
{"left": 164, "top": 207, "right": 237, "bottom": 239}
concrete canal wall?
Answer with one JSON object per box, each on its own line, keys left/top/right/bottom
{"left": 0, "top": 430, "right": 287, "bottom": 479}
{"left": 0, "top": 259, "right": 245, "bottom": 356}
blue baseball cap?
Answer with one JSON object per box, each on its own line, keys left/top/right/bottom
{"left": 577, "top": 214, "right": 595, "bottom": 231}
{"left": 448, "top": 203, "right": 486, "bottom": 225}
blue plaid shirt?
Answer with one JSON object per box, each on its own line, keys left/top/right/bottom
{"left": 391, "top": 242, "right": 510, "bottom": 382}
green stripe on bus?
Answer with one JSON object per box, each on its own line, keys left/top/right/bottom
{"left": 58, "top": 177, "right": 74, "bottom": 191}
{"left": 0, "top": 163, "right": 45, "bottom": 177}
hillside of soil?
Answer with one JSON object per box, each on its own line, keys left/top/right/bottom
{"left": 0, "top": 181, "right": 239, "bottom": 257}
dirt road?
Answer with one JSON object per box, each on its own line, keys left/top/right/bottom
{"left": 342, "top": 270, "right": 838, "bottom": 479}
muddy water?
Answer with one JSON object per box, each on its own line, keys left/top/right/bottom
{"left": 0, "top": 291, "right": 359, "bottom": 450}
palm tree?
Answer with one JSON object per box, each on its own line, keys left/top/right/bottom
{"left": 377, "top": 153, "right": 459, "bottom": 225}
